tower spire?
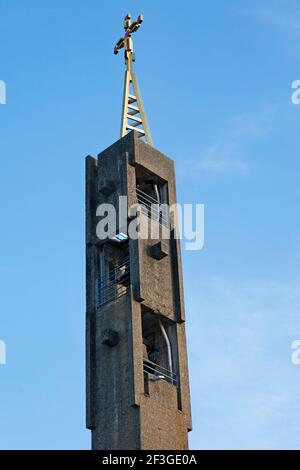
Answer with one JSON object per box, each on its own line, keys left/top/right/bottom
{"left": 114, "top": 13, "right": 153, "bottom": 146}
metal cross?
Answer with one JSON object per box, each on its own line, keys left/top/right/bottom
{"left": 114, "top": 13, "right": 153, "bottom": 145}
{"left": 114, "top": 13, "right": 143, "bottom": 66}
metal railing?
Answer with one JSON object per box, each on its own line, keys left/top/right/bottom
{"left": 97, "top": 256, "right": 130, "bottom": 308}
{"left": 136, "top": 187, "right": 170, "bottom": 228}
{"left": 143, "top": 359, "right": 177, "bottom": 386}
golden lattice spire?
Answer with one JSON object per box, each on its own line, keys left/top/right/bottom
{"left": 114, "top": 13, "right": 153, "bottom": 146}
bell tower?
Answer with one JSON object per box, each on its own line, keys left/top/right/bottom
{"left": 85, "top": 13, "right": 192, "bottom": 450}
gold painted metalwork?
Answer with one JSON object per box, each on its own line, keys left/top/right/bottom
{"left": 114, "top": 13, "right": 153, "bottom": 146}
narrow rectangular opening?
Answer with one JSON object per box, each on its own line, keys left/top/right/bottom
{"left": 135, "top": 166, "right": 169, "bottom": 227}
{"left": 142, "top": 307, "right": 177, "bottom": 388}
{"left": 96, "top": 243, "right": 130, "bottom": 308}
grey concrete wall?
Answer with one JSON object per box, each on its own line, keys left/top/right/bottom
{"left": 92, "top": 293, "right": 141, "bottom": 450}
{"left": 86, "top": 131, "right": 192, "bottom": 450}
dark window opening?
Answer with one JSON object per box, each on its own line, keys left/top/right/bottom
{"left": 135, "top": 166, "right": 169, "bottom": 227}
{"left": 96, "top": 243, "right": 130, "bottom": 308}
{"left": 142, "top": 308, "right": 177, "bottom": 388}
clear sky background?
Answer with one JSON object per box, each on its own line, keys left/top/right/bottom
{"left": 0, "top": 0, "right": 300, "bottom": 450}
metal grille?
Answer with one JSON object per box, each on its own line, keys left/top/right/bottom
{"left": 136, "top": 187, "right": 170, "bottom": 228}
{"left": 143, "top": 359, "right": 177, "bottom": 386}
{"left": 97, "top": 256, "right": 130, "bottom": 308}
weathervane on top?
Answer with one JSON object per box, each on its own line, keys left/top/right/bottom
{"left": 114, "top": 13, "right": 153, "bottom": 146}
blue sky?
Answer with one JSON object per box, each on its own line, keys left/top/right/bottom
{"left": 0, "top": 0, "right": 300, "bottom": 450}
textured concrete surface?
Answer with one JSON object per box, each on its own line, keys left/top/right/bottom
{"left": 86, "top": 131, "right": 192, "bottom": 449}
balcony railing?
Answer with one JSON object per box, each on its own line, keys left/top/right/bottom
{"left": 97, "top": 256, "right": 130, "bottom": 308}
{"left": 136, "top": 187, "right": 170, "bottom": 228}
{"left": 143, "top": 359, "right": 177, "bottom": 386}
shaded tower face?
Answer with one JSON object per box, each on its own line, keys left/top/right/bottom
{"left": 86, "top": 131, "right": 192, "bottom": 450}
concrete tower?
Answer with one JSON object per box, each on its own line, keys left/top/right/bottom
{"left": 85, "top": 13, "right": 192, "bottom": 451}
